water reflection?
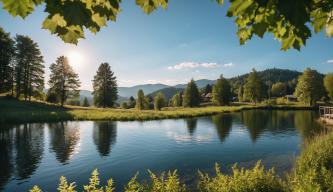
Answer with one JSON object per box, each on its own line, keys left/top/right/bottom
{"left": 212, "top": 114, "right": 232, "bottom": 142}
{"left": 239, "top": 110, "right": 269, "bottom": 142}
{"left": 0, "top": 126, "right": 14, "bottom": 189}
{"left": 0, "top": 124, "right": 44, "bottom": 189}
{"left": 48, "top": 122, "right": 80, "bottom": 164}
{"left": 186, "top": 118, "right": 197, "bottom": 135}
{"left": 0, "top": 110, "right": 326, "bottom": 191}
{"left": 93, "top": 121, "right": 117, "bottom": 156}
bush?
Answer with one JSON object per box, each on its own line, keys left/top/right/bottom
{"left": 262, "top": 99, "right": 277, "bottom": 106}
{"left": 198, "top": 161, "right": 285, "bottom": 192}
{"left": 288, "top": 132, "right": 333, "bottom": 192}
{"left": 121, "top": 102, "right": 128, "bottom": 109}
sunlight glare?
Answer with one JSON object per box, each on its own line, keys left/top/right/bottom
{"left": 68, "top": 51, "right": 84, "bottom": 67}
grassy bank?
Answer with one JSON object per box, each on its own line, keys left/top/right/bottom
{"left": 29, "top": 130, "right": 333, "bottom": 192}
{"left": 0, "top": 98, "right": 314, "bottom": 124}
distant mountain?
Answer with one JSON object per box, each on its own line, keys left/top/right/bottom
{"left": 148, "top": 87, "right": 184, "bottom": 101}
{"left": 118, "top": 84, "right": 169, "bottom": 98}
{"left": 173, "top": 79, "right": 215, "bottom": 89}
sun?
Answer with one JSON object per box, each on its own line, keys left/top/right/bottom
{"left": 68, "top": 51, "right": 84, "bottom": 67}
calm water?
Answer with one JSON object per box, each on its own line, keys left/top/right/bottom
{"left": 0, "top": 110, "right": 324, "bottom": 191}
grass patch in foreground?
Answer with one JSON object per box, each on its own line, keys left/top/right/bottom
{"left": 0, "top": 97, "right": 314, "bottom": 123}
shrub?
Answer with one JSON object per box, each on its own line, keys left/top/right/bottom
{"left": 198, "top": 161, "right": 285, "bottom": 192}
{"left": 288, "top": 132, "right": 333, "bottom": 192}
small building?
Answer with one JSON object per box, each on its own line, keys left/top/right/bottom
{"left": 319, "top": 106, "right": 333, "bottom": 125}
{"left": 285, "top": 95, "right": 297, "bottom": 102}
{"left": 201, "top": 93, "right": 212, "bottom": 102}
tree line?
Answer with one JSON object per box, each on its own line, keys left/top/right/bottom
{"left": 1, "top": 26, "right": 332, "bottom": 109}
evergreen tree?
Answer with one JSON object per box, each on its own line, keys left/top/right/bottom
{"left": 48, "top": 56, "right": 80, "bottom": 107}
{"left": 92, "top": 62, "right": 117, "bottom": 108}
{"left": 238, "top": 85, "right": 243, "bottom": 102}
{"left": 295, "top": 68, "right": 325, "bottom": 106}
{"left": 0, "top": 27, "right": 15, "bottom": 94}
{"left": 203, "top": 84, "right": 212, "bottom": 94}
{"left": 183, "top": 79, "right": 200, "bottom": 107}
{"left": 324, "top": 73, "right": 333, "bottom": 101}
{"left": 154, "top": 92, "right": 166, "bottom": 111}
{"left": 82, "top": 97, "right": 90, "bottom": 107}
{"left": 243, "top": 69, "right": 266, "bottom": 103}
{"left": 212, "top": 75, "right": 232, "bottom": 106}
{"left": 15, "top": 35, "right": 45, "bottom": 100}
{"left": 127, "top": 96, "right": 136, "bottom": 108}
{"left": 271, "top": 82, "right": 287, "bottom": 97}
{"left": 135, "top": 89, "right": 146, "bottom": 110}
{"left": 171, "top": 92, "right": 182, "bottom": 107}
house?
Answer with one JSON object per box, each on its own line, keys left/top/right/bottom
{"left": 201, "top": 93, "right": 212, "bottom": 102}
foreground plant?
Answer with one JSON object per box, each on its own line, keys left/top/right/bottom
{"left": 198, "top": 161, "right": 284, "bottom": 192}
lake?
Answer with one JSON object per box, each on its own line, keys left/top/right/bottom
{"left": 0, "top": 110, "right": 324, "bottom": 191}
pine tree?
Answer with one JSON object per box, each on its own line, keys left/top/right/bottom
{"left": 14, "top": 35, "right": 45, "bottom": 100}
{"left": 48, "top": 56, "right": 80, "bottom": 107}
{"left": 243, "top": 69, "right": 267, "bottom": 103}
{"left": 82, "top": 97, "right": 90, "bottom": 107}
{"left": 0, "top": 27, "right": 15, "bottom": 94}
{"left": 154, "top": 92, "right": 166, "bottom": 110}
{"left": 136, "top": 89, "right": 146, "bottom": 110}
{"left": 324, "top": 73, "right": 333, "bottom": 101}
{"left": 128, "top": 96, "right": 136, "bottom": 108}
{"left": 92, "top": 62, "right": 118, "bottom": 108}
{"left": 212, "top": 75, "right": 232, "bottom": 106}
{"left": 295, "top": 68, "right": 325, "bottom": 106}
{"left": 183, "top": 79, "right": 200, "bottom": 107}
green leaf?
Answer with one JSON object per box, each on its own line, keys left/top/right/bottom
{"left": 1, "top": 0, "right": 36, "bottom": 18}
{"left": 42, "top": 14, "right": 67, "bottom": 34}
{"left": 59, "top": 25, "right": 85, "bottom": 44}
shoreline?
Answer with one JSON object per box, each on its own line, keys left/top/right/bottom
{"left": 0, "top": 99, "right": 316, "bottom": 124}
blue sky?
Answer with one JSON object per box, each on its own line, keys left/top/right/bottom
{"left": 1, "top": 0, "right": 333, "bottom": 90}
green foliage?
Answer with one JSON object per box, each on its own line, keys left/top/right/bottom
{"left": 83, "top": 97, "right": 90, "bottom": 107}
{"left": 198, "top": 161, "right": 284, "bottom": 192}
{"left": 2, "top": 0, "right": 332, "bottom": 49}
{"left": 153, "top": 92, "right": 166, "bottom": 111}
{"left": 92, "top": 63, "right": 118, "bottom": 108}
{"left": 136, "top": 89, "right": 147, "bottom": 110}
{"left": 124, "top": 173, "right": 143, "bottom": 192}
{"left": 48, "top": 56, "right": 81, "bottom": 107}
{"left": 212, "top": 75, "right": 232, "bottom": 106}
{"left": 183, "top": 79, "right": 200, "bottom": 107}
{"left": 127, "top": 96, "right": 136, "bottom": 108}
{"left": 237, "top": 85, "right": 243, "bottom": 102}
{"left": 0, "top": 27, "right": 15, "bottom": 94}
{"left": 324, "top": 73, "right": 333, "bottom": 100}
{"left": 14, "top": 35, "right": 45, "bottom": 101}
{"left": 29, "top": 185, "right": 42, "bottom": 192}
{"left": 288, "top": 132, "right": 333, "bottom": 192}
{"left": 57, "top": 176, "right": 76, "bottom": 192}
{"left": 121, "top": 102, "right": 128, "bottom": 109}
{"left": 227, "top": 0, "right": 333, "bottom": 50}
{"left": 271, "top": 82, "right": 287, "bottom": 97}
{"left": 171, "top": 92, "right": 182, "bottom": 107}
{"left": 243, "top": 69, "right": 267, "bottom": 103}
{"left": 84, "top": 169, "right": 103, "bottom": 192}
{"left": 295, "top": 68, "right": 325, "bottom": 106}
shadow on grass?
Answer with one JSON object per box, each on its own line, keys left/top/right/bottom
{"left": 0, "top": 97, "right": 75, "bottom": 124}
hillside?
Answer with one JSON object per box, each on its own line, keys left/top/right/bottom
{"left": 148, "top": 87, "right": 184, "bottom": 101}
{"left": 118, "top": 84, "right": 169, "bottom": 98}
{"left": 228, "top": 68, "right": 302, "bottom": 88}
{"left": 173, "top": 79, "right": 215, "bottom": 89}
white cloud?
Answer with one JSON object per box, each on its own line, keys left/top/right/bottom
{"left": 327, "top": 59, "right": 333, "bottom": 63}
{"left": 168, "top": 62, "right": 219, "bottom": 70}
{"left": 223, "top": 62, "right": 234, "bottom": 67}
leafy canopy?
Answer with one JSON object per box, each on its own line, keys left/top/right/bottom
{"left": 1, "top": 0, "right": 332, "bottom": 49}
